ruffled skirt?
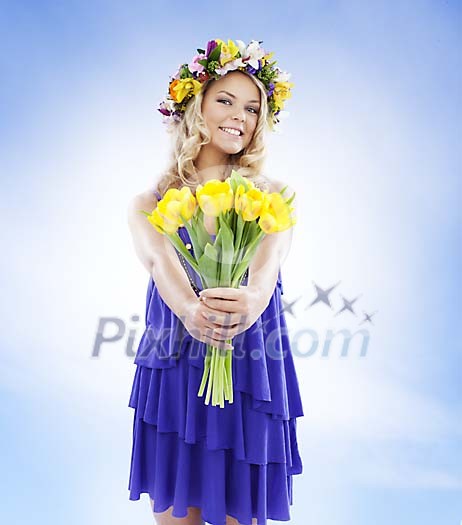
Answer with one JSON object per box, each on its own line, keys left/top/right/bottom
{"left": 128, "top": 277, "right": 304, "bottom": 525}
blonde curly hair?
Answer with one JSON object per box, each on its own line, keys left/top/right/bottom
{"left": 155, "top": 70, "right": 272, "bottom": 198}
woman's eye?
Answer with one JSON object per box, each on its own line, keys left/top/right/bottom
{"left": 218, "top": 99, "right": 258, "bottom": 114}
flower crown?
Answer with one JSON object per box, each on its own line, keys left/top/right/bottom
{"left": 157, "top": 38, "right": 294, "bottom": 131}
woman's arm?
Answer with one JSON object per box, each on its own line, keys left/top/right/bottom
{"left": 246, "top": 179, "right": 297, "bottom": 311}
{"left": 127, "top": 189, "right": 199, "bottom": 321}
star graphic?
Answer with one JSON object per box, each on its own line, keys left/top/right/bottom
{"left": 335, "top": 294, "right": 363, "bottom": 316}
{"left": 305, "top": 281, "right": 342, "bottom": 310}
{"left": 360, "top": 310, "right": 378, "bottom": 325}
{"left": 280, "top": 295, "right": 302, "bottom": 317}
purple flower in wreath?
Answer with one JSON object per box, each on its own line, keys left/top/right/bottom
{"left": 267, "top": 82, "right": 275, "bottom": 97}
{"left": 246, "top": 59, "right": 263, "bottom": 75}
{"left": 158, "top": 107, "right": 171, "bottom": 117}
{"left": 158, "top": 100, "right": 173, "bottom": 116}
{"left": 206, "top": 40, "right": 217, "bottom": 57}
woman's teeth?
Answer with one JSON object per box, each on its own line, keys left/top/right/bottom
{"left": 220, "top": 127, "right": 241, "bottom": 137}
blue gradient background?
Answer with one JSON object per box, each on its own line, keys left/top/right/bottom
{"left": 1, "top": 1, "right": 461, "bottom": 524}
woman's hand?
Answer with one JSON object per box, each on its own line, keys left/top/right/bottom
{"left": 182, "top": 297, "right": 235, "bottom": 351}
{"left": 197, "top": 285, "right": 264, "bottom": 340}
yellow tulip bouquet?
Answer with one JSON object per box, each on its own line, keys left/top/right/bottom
{"left": 140, "top": 169, "right": 296, "bottom": 407}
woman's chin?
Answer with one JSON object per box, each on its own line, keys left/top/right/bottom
{"left": 218, "top": 141, "right": 244, "bottom": 155}
{"left": 207, "top": 135, "right": 245, "bottom": 156}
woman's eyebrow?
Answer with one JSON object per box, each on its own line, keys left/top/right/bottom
{"left": 217, "top": 90, "right": 260, "bottom": 104}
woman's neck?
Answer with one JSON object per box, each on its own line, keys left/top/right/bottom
{"left": 195, "top": 163, "right": 235, "bottom": 184}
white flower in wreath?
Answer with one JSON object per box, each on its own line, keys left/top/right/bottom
{"left": 274, "top": 68, "right": 292, "bottom": 83}
{"left": 215, "top": 57, "right": 246, "bottom": 76}
{"left": 242, "top": 40, "right": 266, "bottom": 70}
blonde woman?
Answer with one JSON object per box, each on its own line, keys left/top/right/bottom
{"left": 127, "top": 39, "right": 304, "bottom": 525}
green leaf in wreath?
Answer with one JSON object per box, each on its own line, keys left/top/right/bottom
{"left": 207, "top": 42, "right": 222, "bottom": 63}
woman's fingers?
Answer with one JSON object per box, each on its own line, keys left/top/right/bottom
{"left": 203, "top": 323, "right": 244, "bottom": 340}
{"left": 201, "top": 308, "right": 246, "bottom": 328}
{"left": 200, "top": 288, "right": 241, "bottom": 300}
{"left": 200, "top": 295, "right": 241, "bottom": 313}
{"left": 201, "top": 334, "right": 233, "bottom": 350}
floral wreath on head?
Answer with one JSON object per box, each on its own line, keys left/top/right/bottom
{"left": 157, "top": 38, "right": 294, "bottom": 131}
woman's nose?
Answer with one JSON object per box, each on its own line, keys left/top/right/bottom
{"left": 233, "top": 106, "right": 246, "bottom": 121}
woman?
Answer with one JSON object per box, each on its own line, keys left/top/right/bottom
{"left": 127, "top": 39, "right": 304, "bottom": 525}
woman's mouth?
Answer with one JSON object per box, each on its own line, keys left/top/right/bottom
{"left": 219, "top": 126, "right": 243, "bottom": 138}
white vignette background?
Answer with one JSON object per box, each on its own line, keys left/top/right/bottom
{"left": 0, "top": 1, "right": 461, "bottom": 524}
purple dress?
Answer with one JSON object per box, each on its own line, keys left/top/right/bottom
{"left": 128, "top": 189, "right": 304, "bottom": 524}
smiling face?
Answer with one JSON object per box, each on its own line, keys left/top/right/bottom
{"left": 200, "top": 71, "right": 261, "bottom": 156}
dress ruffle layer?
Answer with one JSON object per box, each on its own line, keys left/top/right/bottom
{"left": 128, "top": 227, "right": 304, "bottom": 525}
{"left": 128, "top": 360, "right": 301, "bottom": 524}
{"left": 129, "top": 420, "right": 295, "bottom": 524}
{"left": 129, "top": 359, "right": 302, "bottom": 469}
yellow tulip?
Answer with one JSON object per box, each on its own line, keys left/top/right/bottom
{"left": 158, "top": 187, "right": 196, "bottom": 225}
{"left": 146, "top": 186, "right": 196, "bottom": 234}
{"left": 146, "top": 208, "right": 179, "bottom": 234}
{"left": 171, "top": 77, "right": 203, "bottom": 103}
{"left": 196, "top": 179, "right": 234, "bottom": 217}
{"left": 258, "top": 192, "right": 296, "bottom": 234}
{"left": 177, "top": 186, "right": 197, "bottom": 221}
{"left": 234, "top": 185, "right": 266, "bottom": 221}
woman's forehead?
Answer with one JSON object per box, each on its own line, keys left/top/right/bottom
{"left": 209, "top": 73, "right": 260, "bottom": 99}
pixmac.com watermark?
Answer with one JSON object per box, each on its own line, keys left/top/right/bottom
{"left": 91, "top": 281, "right": 377, "bottom": 360}
{"left": 91, "top": 316, "right": 373, "bottom": 360}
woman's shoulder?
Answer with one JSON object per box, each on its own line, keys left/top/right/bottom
{"left": 127, "top": 187, "right": 159, "bottom": 219}
{"left": 263, "top": 175, "right": 296, "bottom": 195}
{"left": 264, "top": 176, "right": 298, "bottom": 222}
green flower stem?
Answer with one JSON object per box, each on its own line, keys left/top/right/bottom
{"left": 220, "top": 349, "right": 226, "bottom": 407}
{"left": 211, "top": 347, "right": 216, "bottom": 406}
{"left": 198, "top": 342, "right": 235, "bottom": 408}
{"left": 217, "top": 347, "right": 223, "bottom": 407}
{"left": 205, "top": 344, "right": 215, "bottom": 405}
{"left": 231, "top": 229, "right": 266, "bottom": 285}
{"left": 216, "top": 348, "right": 222, "bottom": 407}
{"left": 212, "top": 346, "right": 219, "bottom": 407}
{"left": 166, "top": 231, "right": 199, "bottom": 272}
{"left": 215, "top": 347, "right": 221, "bottom": 405}
{"left": 217, "top": 349, "right": 221, "bottom": 407}
{"left": 198, "top": 346, "right": 212, "bottom": 398}
{"left": 223, "top": 356, "right": 229, "bottom": 397}
{"left": 225, "top": 344, "right": 233, "bottom": 403}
